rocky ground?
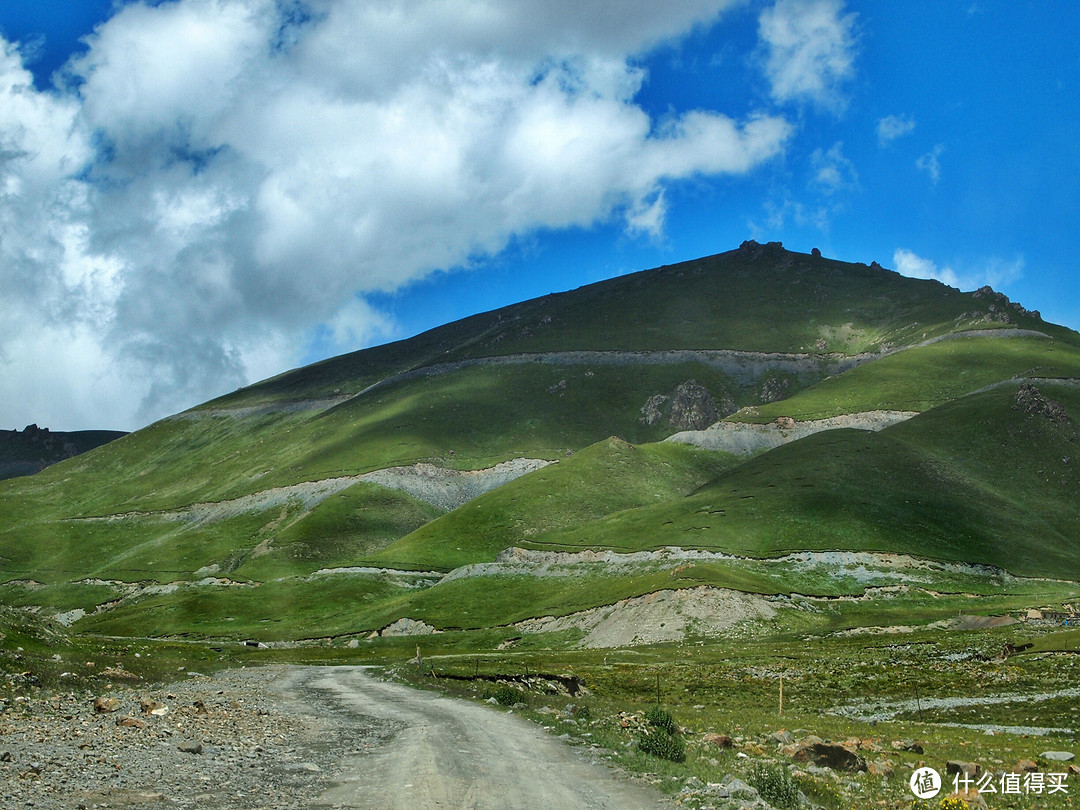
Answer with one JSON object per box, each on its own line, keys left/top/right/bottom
{"left": 0, "top": 666, "right": 392, "bottom": 810}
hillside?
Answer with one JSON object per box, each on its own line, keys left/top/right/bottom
{"left": 1, "top": 242, "right": 1078, "bottom": 645}
{"left": 0, "top": 424, "right": 127, "bottom": 481}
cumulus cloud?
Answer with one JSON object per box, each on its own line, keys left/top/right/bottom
{"left": 893, "top": 248, "right": 1024, "bottom": 291}
{"left": 876, "top": 113, "right": 915, "bottom": 147}
{"left": 0, "top": 0, "right": 795, "bottom": 430}
{"left": 758, "top": 0, "right": 857, "bottom": 111}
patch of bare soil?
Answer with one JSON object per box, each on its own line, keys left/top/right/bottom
{"left": 359, "top": 457, "right": 553, "bottom": 511}
{"left": 515, "top": 586, "right": 778, "bottom": 648}
{"left": 79, "top": 457, "right": 553, "bottom": 524}
{"left": 665, "top": 410, "right": 917, "bottom": 455}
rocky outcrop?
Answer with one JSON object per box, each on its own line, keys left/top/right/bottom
{"left": 757, "top": 376, "right": 790, "bottom": 404}
{"left": 640, "top": 380, "right": 734, "bottom": 431}
{"left": 1014, "top": 383, "right": 1069, "bottom": 423}
{"left": 378, "top": 617, "right": 438, "bottom": 637}
{"left": 973, "top": 285, "right": 1041, "bottom": 321}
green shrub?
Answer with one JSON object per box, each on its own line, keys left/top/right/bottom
{"left": 574, "top": 704, "right": 591, "bottom": 720}
{"left": 645, "top": 706, "right": 677, "bottom": 735}
{"left": 637, "top": 729, "right": 686, "bottom": 762}
{"left": 747, "top": 763, "right": 801, "bottom": 810}
{"left": 494, "top": 685, "right": 525, "bottom": 706}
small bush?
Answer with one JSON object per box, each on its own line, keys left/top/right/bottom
{"left": 747, "top": 763, "right": 801, "bottom": 810}
{"left": 645, "top": 706, "right": 677, "bottom": 735}
{"left": 574, "top": 704, "right": 591, "bottom": 720}
{"left": 494, "top": 685, "right": 525, "bottom": 706}
{"left": 637, "top": 729, "right": 686, "bottom": 762}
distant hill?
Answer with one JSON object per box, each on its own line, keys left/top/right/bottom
{"left": 0, "top": 424, "right": 127, "bottom": 481}
{"left": 1, "top": 241, "right": 1078, "bottom": 644}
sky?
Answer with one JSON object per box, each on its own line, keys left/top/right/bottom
{"left": 1, "top": 1, "right": 1077, "bottom": 432}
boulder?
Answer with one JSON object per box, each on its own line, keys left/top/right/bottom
{"left": 891, "top": 739, "right": 925, "bottom": 754}
{"left": 781, "top": 735, "right": 823, "bottom": 760}
{"left": 704, "top": 733, "right": 734, "bottom": 749}
{"left": 1042, "top": 751, "right": 1076, "bottom": 762}
{"left": 946, "top": 760, "right": 982, "bottom": 778}
{"left": 767, "top": 729, "right": 795, "bottom": 745}
{"left": 807, "top": 742, "right": 867, "bottom": 772}
{"left": 93, "top": 696, "right": 121, "bottom": 714}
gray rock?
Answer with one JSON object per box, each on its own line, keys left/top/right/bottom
{"left": 1042, "top": 751, "right": 1075, "bottom": 762}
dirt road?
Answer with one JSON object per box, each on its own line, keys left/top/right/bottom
{"left": 278, "top": 666, "right": 665, "bottom": 809}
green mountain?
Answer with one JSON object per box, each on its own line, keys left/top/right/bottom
{"left": 2, "top": 241, "right": 1078, "bottom": 644}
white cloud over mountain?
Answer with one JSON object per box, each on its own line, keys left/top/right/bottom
{"left": 893, "top": 248, "right": 1023, "bottom": 292}
{"left": 758, "top": 0, "right": 857, "bottom": 111}
{"left": 0, "top": 0, "right": 809, "bottom": 430}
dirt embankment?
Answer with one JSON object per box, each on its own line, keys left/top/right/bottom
{"left": 515, "top": 586, "right": 778, "bottom": 648}
{"left": 665, "top": 410, "right": 917, "bottom": 455}
{"left": 77, "top": 457, "right": 553, "bottom": 525}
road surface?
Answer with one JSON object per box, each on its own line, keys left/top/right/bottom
{"left": 275, "top": 666, "right": 666, "bottom": 809}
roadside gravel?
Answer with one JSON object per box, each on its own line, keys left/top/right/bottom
{"left": 0, "top": 666, "right": 386, "bottom": 809}
{"left": 0, "top": 665, "right": 665, "bottom": 809}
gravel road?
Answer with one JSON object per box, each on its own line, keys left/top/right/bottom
{"left": 1, "top": 665, "right": 664, "bottom": 809}
{"left": 289, "top": 666, "right": 665, "bottom": 809}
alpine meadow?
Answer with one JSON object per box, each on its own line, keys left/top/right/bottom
{"left": 4, "top": 242, "right": 1080, "bottom": 808}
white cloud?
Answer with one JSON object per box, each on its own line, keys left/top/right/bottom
{"left": 876, "top": 113, "right": 915, "bottom": 147}
{"left": 758, "top": 0, "right": 857, "bottom": 112}
{"left": 893, "top": 248, "right": 1024, "bottom": 291}
{"left": 916, "top": 143, "right": 944, "bottom": 183}
{"left": 809, "top": 141, "right": 858, "bottom": 195}
{"left": 0, "top": 0, "right": 793, "bottom": 430}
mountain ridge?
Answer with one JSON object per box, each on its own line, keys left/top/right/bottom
{"left": 2, "top": 242, "right": 1078, "bottom": 645}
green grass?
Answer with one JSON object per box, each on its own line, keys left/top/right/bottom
{"left": 370, "top": 437, "right": 739, "bottom": 571}
{"left": 211, "top": 245, "right": 1072, "bottom": 409}
{"left": 73, "top": 574, "right": 410, "bottom": 641}
{"left": 520, "top": 384, "right": 1080, "bottom": 579}
{"left": 234, "top": 482, "right": 444, "bottom": 580}
{"left": 2, "top": 245, "right": 1079, "bottom": 647}
{"left": 736, "top": 335, "right": 1080, "bottom": 422}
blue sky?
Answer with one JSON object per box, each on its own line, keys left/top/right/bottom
{"left": 1, "top": 1, "right": 1077, "bottom": 431}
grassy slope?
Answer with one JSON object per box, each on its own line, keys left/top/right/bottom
{"left": 737, "top": 334, "right": 1080, "bottom": 422}
{"left": 204, "top": 244, "right": 1066, "bottom": 410}
{"left": 520, "top": 383, "right": 1080, "bottom": 579}
{"left": 368, "top": 438, "right": 740, "bottom": 571}
{"left": 0, "top": 361, "right": 747, "bottom": 583}
{"left": 3, "top": 245, "right": 1080, "bottom": 639}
